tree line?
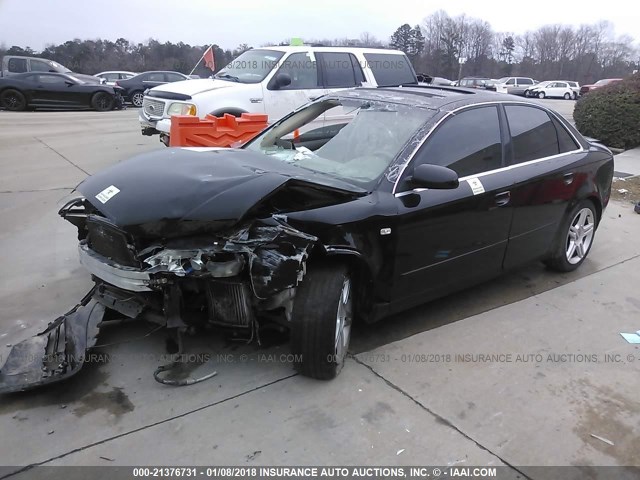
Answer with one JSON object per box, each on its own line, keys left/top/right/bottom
{"left": 388, "top": 11, "right": 638, "bottom": 84}
{"left": 0, "top": 39, "right": 249, "bottom": 78}
{"left": 1, "top": 11, "right": 637, "bottom": 84}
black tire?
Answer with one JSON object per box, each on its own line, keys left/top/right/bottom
{"left": 130, "top": 91, "right": 144, "bottom": 107}
{"left": 545, "top": 199, "right": 597, "bottom": 272}
{"left": 563, "top": 92, "right": 571, "bottom": 100}
{"left": 91, "top": 92, "right": 114, "bottom": 111}
{"left": 0, "top": 89, "right": 27, "bottom": 111}
{"left": 573, "top": 92, "right": 578, "bottom": 100}
{"left": 290, "top": 263, "right": 353, "bottom": 380}
{"left": 538, "top": 91, "right": 545, "bottom": 99}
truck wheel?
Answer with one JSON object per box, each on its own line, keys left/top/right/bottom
{"left": 91, "top": 92, "right": 114, "bottom": 111}
{"left": 290, "top": 263, "right": 353, "bottom": 380}
{"left": 545, "top": 200, "right": 597, "bottom": 272}
{"left": 1, "top": 89, "right": 27, "bottom": 111}
{"left": 131, "top": 91, "right": 144, "bottom": 107}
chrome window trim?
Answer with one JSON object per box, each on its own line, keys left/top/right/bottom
{"left": 392, "top": 100, "right": 586, "bottom": 195}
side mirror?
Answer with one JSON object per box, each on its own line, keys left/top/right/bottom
{"left": 409, "top": 164, "right": 459, "bottom": 189}
{"left": 273, "top": 73, "right": 292, "bottom": 89}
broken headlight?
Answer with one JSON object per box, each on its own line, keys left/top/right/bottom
{"left": 143, "top": 249, "right": 244, "bottom": 277}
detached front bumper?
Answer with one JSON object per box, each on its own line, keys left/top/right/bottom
{"left": 0, "top": 291, "right": 105, "bottom": 393}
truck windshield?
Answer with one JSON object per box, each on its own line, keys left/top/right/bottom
{"left": 214, "top": 49, "right": 284, "bottom": 84}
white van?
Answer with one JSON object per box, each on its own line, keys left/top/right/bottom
{"left": 138, "top": 46, "right": 418, "bottom": 143}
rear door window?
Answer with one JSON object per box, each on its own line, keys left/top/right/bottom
{"left": 8, "top": 58, "right": 27, "bottom": 73}
{"left": 146, "top": 72, "right": 165, "bottom": 81}
{"left": 363, "top": 53, "right": 417, "bottom": 86}
{"left": 165, "top": 73, "right": 185, "bottom": 82}
{"left": 505, "top": 105, "right": 560, "bottom": 163}
{"left": 317, "top": 52, "right": 362, "bottom": 88}
{"left": 415, "top": 106, "right": 503, "bottom": 178}
{"left": 30, "top": 60, "right": 53, "bottom": 72}
{"left": 518, "top": 78, "right": 533, "bottom": 85}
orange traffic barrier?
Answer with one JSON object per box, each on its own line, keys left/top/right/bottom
{"left": 169, "top": 113, "right": 268, "bottom": 147}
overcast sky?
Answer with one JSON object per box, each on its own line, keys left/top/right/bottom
{"left": 0, "top": 0, "right": 637, "bottom": 50}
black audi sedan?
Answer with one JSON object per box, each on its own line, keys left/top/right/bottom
{"left": 0, "top": 72, "right": 123, "bottom": 111}
{"left": 0, "top": 86, "right": 613, "bottom": 392}
{"left": 115, "top": 71, "right": 191, "bottom": 107}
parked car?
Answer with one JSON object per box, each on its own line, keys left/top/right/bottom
{"left": 579, "top": 78, "right": 623, "bottom": 95}
{"left": 95, "top": 71, "right": 137, "bottom": 85}
{"left": 494, "top": 76, "right": 536, "bottom": 96}
{"left": 1, "top": 55, "right": 103, "bottom": 84}
{"left": 116, "top": 71, "right": 192, "bottom": 107}
{"left": 0, "top": 72, "right": 123, "bottom": 111}
{"left": 138, "top": 46, "right": 419, "bottom": 144}
{"left": 483, "top": 79, "right": 499, "bottom": 91}
{"left": 527, "top": 81, "right": 576, "bottom": 99}
{"left": 566, "top": 81, "right": 580, "bottom": 98}
{"left": 458, "top": 77, "right": 491, "bottom": 89}
{"left": 0, "top": 85, "right": 613, "bottom": 392}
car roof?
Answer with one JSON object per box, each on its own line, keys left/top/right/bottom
{"left": 332, "top": 85, "right": 540, "bottom": 111}
{"left": 254, "top": 46, "right": 406, "bottom": 55}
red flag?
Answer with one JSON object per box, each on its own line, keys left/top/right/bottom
{"left": 203, "top": 46, "right": 215, "bottom": 71}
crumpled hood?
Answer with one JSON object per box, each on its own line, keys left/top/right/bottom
{"left": 76, "top": 148, "right": 364, "bottom": 231}
{"left": 149, "top": 78, "right": 239, "bottom": 96}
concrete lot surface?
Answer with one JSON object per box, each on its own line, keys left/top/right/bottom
{"left": 0, "top": 106, "right": 639, "bottom": 478}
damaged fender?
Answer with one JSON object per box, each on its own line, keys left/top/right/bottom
{"left": 0, "top": 290, "right": 105, "bottom": 393}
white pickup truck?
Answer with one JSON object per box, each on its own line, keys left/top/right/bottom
{"left": 138, "top": 46, "right": 419, "bottom": 144}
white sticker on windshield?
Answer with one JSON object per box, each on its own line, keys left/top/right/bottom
{"left": 95, "top": 185, "right": 120, "bottom": 204}
{"left": 467, "top": 177, "right": 485, "bottom": 195}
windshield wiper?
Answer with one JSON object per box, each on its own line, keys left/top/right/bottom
{"left": 215, "top": 73, "right": 240, "bottom": 82}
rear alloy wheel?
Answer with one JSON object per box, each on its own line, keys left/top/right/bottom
{"left": 545, "top": 200, "right": 597, "bottom": 272}
{"left": 564, "top": 92, "right": 571, "bottom": 100}
{"left": 0, "top": 89, "right": 27, "bottom": 111}
{"left": 538, "top": 91, "right": 546, "bottom": 99}
{"left": 131, "top": 91, "right": 144, "bottom": 107}
{"left": 91, "top": 92, "right": 114, "bottom": 111}
{"left": 290, "top": 263, "right": 353, "bottom": 380}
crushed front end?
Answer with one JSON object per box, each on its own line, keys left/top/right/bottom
{"left": 0, "top": 195, "right": 317, "bottom": 393}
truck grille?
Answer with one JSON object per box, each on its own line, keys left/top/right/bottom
{"left": 142, "top": 98, "right": 165, "bottom": 118}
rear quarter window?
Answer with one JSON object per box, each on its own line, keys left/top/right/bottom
{"left": 7, "top": 58, "right": 27, "bottom": 73}
{"left": 363, "top": 53, "right": 417, "bottom": 87}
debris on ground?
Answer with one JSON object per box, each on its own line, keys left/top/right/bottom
{"left": 396, "top": 449, "right": 405, "bottom": 455}
{"left": 620, "top": 331, "right": 640, "bottom": 344}
{"left": 590, "top": 433, "right": 614, "bottom": 446}
{"left": 611, "top": 176, "right": 640, "bottom": 204}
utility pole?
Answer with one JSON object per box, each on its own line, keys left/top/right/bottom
{"left": 458, "top": 57, "right": 467, "bottom": 82}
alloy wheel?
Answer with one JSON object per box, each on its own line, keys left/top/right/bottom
{"left": 334, "top": 277, "right": 353, "bottom": 364}
{"left": 132, "top": 93, "right": 144, "bottom": 107}
{"left": 565, "top": 208, "right": 595, "bottom": 264}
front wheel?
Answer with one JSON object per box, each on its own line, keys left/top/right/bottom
{"left": 545, "top": 200, "right": 597, "bottom": 272}
{"left": 290, "top": 263, "right": 353, "bottom": 380}
{"left": 538, "top": 91, "right": 546, "bottom": 99}
{"left": 130, "top": 91, "right": 144, "bottom": 107}
{"left": 573, "top": 92, "right": 578, "bottom": 100}
{"left": 0, "top": 89, "right": 27, "bottom": 111}
{"left": 564, "top": 92, "right": 571, "bottom": 100}
{"left": 91, "top": 92, "right": 114, "bottom": 111}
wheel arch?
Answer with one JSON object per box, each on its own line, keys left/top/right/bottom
{"left": 309, "top": 246, "right": 376, "bottom": 322}
{"left": 208, "top": 107, "right": 248, "bottom": 117}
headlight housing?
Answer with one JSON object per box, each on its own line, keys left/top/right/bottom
{"left": 167, "top": 103, "right": 197, "bottom": 116}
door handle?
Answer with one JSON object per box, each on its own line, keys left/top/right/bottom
{"left": 563, "top": 172, "right": 574, "bottom": 185}
{"left": 495, "top": 191, "right": 511, "bottom": 207}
